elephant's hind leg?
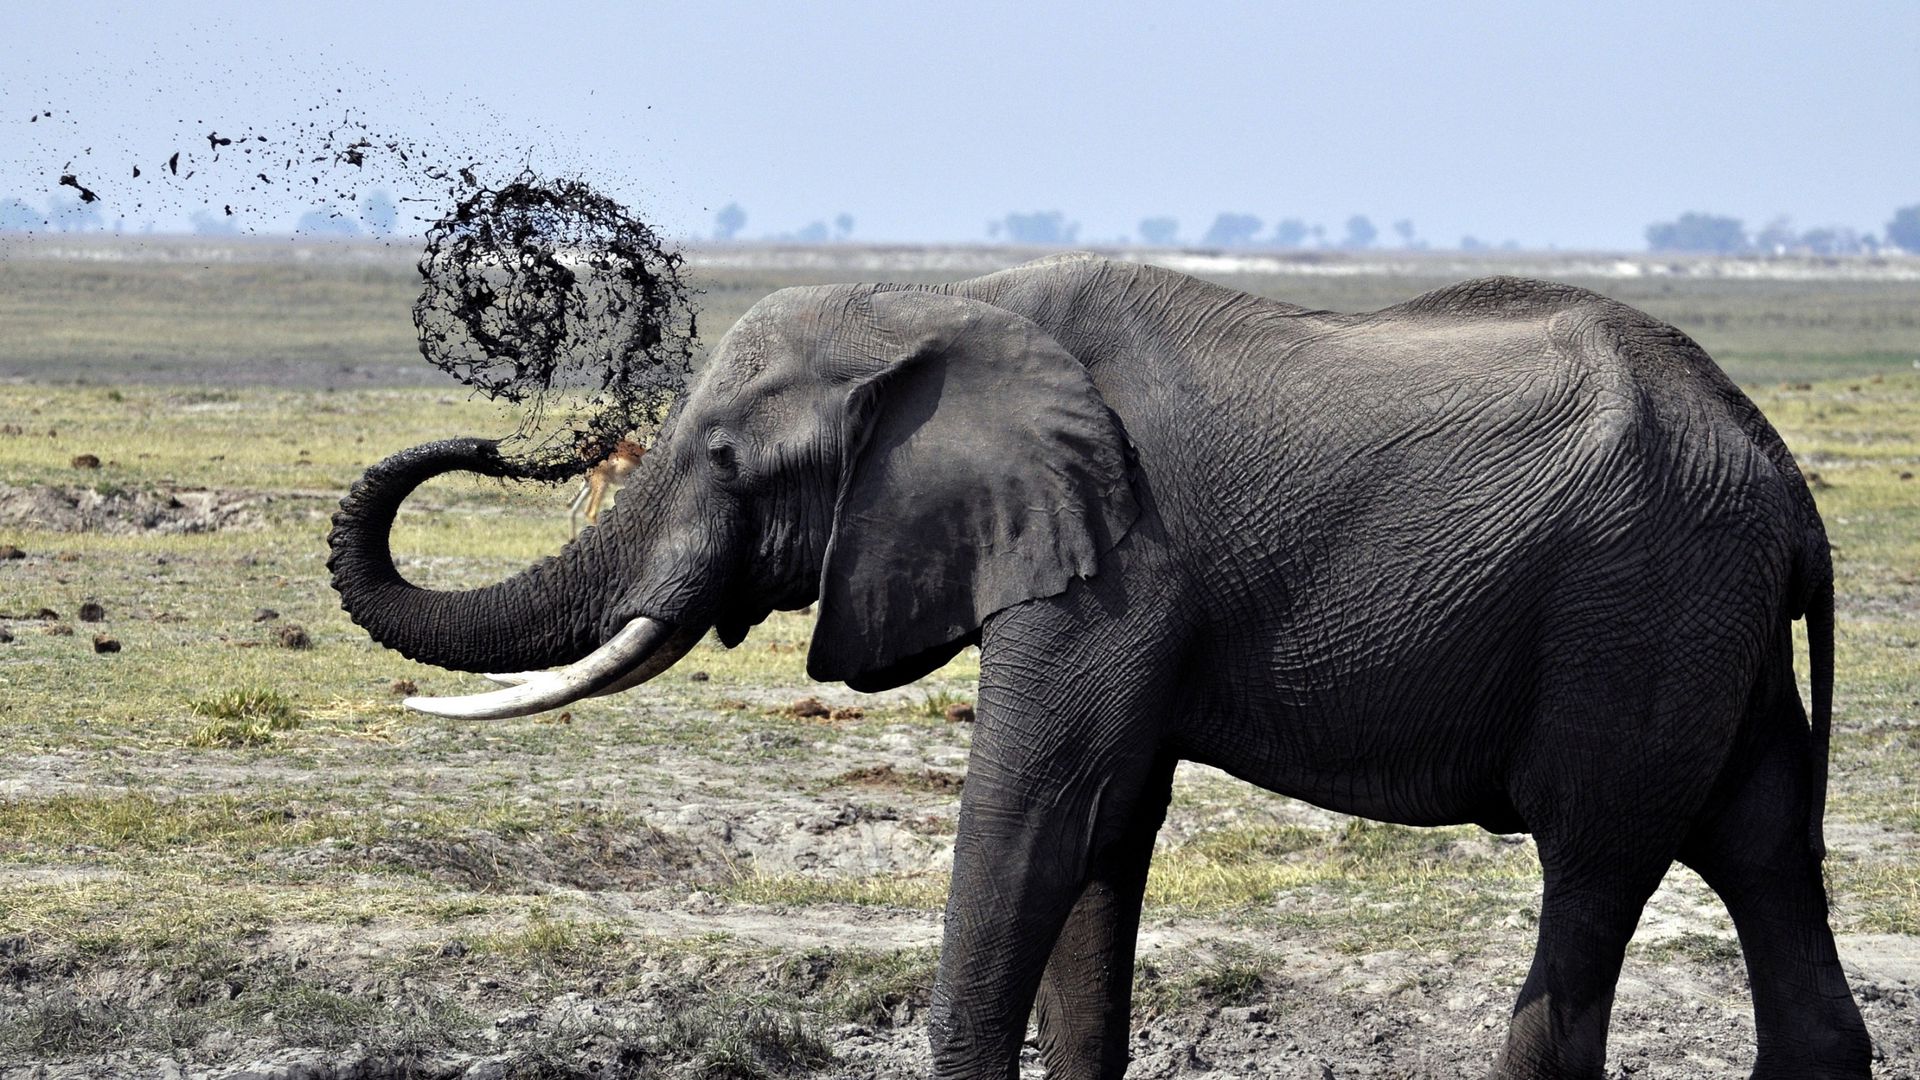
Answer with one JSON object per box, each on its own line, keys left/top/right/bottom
{"left": 1494, "top": 657, "right": 1754, "bottom": 1078}
{"left": 1677, "top": 656, "right": 1870, "bottom": 1078}
{"left": 1033, "top": 753, "right": 1177, "bottom": 1080}
{"left": 1493, "top": 832, "right": 1673, "bottom": 1080}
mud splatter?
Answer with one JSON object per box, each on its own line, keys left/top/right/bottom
{"left": 17, "top": 79, "right": 636, "bottom": 244}
{"left": 413, "top": 172, "right": 697, "bottom": 481}
{"left": 57, "top": 174, "right": 98, "bottom": 203}
{"left": 17, "top": 89, "right": 700, "bottom": 468}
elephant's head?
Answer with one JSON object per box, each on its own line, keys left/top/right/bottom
{"left": 328, "top": 286, "right": 1138, "bottom": 718}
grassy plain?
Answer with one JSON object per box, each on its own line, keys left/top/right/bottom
{"left": 0, "top": 242, "right": 1915, "bottom": 1077}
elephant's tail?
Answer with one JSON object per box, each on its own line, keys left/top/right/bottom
{"left": 1807, "top": 559, "right": 1835, "bottom": 865}
{"left": 1787, "top": 458, "right": 1835, "bottom": 867}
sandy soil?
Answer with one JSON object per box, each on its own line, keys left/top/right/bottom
{"left": 0, "top": 484, "right": 279, "bottom": 535}
{"left": 3, "top": 700, "right": 1913, "bottom": 1079}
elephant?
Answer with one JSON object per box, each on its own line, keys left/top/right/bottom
{"left": 327, "top": 253, "right": 1871, "bottom": 1078}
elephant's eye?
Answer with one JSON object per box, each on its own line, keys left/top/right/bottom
{"left": 707, "top": 439, "right": 739, "bottom": 480}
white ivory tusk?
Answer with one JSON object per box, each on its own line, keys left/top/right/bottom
{"left": 475, "top": 622, "right": 704, "bottom": 699}
{"left": 582, "top": 622, "right": 707, "bottom": 697}
{"left": 404, "top": 617, "right": 672, "bottom": 720}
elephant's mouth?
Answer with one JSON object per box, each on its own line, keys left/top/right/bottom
{"left": 401, "top": 617, "right": 707, "bottom": 719}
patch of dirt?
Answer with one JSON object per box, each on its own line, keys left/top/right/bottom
{"left": 351, "top": 822, "right": 734, "bottom": 894}
{"left": 781, "top": 695, "right": 865, "bottom": 721}
{"left": 0, "top": 484, "right": 272, "bottom": 534}
{"left": 831, "top": 763, "right": 964, "bottom": 794}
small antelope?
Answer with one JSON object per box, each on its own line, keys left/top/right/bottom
{"left": 568, "top": 438, "right": 646, "bottom": 536}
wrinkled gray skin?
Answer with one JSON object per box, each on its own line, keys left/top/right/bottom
{"left": 329, "top": 254, "right": 1871, "bottom": 1078}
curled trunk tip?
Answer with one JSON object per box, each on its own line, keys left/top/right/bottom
{"left": 326, "top": 437, "right": 606, "bottom": 674}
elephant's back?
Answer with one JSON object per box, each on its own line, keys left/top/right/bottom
{"left": 1147, "top": 277, "right": 1803, "bottom": 628}
{"left": 1140, "top": 278, "right": 1811, "bottom": 828}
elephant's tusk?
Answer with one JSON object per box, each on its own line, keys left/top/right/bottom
{"left": 478, "top": 622, "right": 707, "bottom": 699}
{"left": 582, "top": 621, "right": 708, "bottom": 697}
{"left": 404, "top": 616, "right": 674, "bottom": 719}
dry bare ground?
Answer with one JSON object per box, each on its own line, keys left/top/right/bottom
{"left": 1, "top": 675, "right": 1914, "bottom": 1079}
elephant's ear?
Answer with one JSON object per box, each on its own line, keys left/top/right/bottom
{"left": 807, "top": 291, "right": 1138, "bottom": 689}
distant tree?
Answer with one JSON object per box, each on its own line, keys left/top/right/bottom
{"left": 360, "top": 190, "right": 398, "bottom": 236}
{"left": 1271, "top": 218, "right": 1308, "bottom": 248}
{"left": 1798, "top": 226, "right": 1868, "bottom": 256}
{"left": 189, "top": 208, "right": 240, "bottom": 235}
{"left": 997, "top": 211, "right": 1077, "bottom": 245}
{"left": 1797, "top": 227, "right": 1837, "bottom": 255}
{"left": 833, "top": 212, "right": 854, "bottom": 240}
{"left": 1886, "top": 205, "right": 1920, "bottom": 253}
{"left": 1392, "top": 219, "right": 1416, "bottom": 247}
{"left": 1343, "top": 215, "right": 1377, "bottom": 249}
{"left": 1201, "top": 212, "right": 1262, "bottom": 247}
{"left": 714, "top": 202, "right": 747, "bottom": 241}
{"left": 0, "top": 198, "right": 40, "bottom": 232}
{"left": 1137, "top": 216, "right": 1179, "bottom": 246}
{"left": 296, "top": 208, "right": 361, "bottom": 236}
{"left": 1459, "top": 235, "right": 1486, "bottom": 251}
{"left": 1308, "top": 224, "right": 1326, "bottom": 246}
{"left": 1753, "top": 216, "right": 1796, "bottom": 254}
{"left": 1645, "top": 212, "right": 1747, "bottom": 254}
{"left": 792, "top": 220, "right": 830, "bottom": 243}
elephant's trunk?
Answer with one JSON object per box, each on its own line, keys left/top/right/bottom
{"left": 326, "top": 438, "right": 623, "bottom": 675}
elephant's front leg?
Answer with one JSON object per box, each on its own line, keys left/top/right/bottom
{"left": 926, "top": 612, "right": 1178, "bottom": 1079}
{"left": 1033, "top": 754, "right": 1177, "bottom": 1080}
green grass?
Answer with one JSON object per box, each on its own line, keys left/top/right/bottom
{"left": 1828, "top": 854, "right": 1920, "bottom": 936}
{"left": 726, "top": 820, "right": 1545, "bottom": 956}
{"left": 0, "top": 789, "right": 723, "bottom": 891}
{"left": 654, "top": 1004, "right": 834, "bottom": 1079}
{"left": 1, "top": 790, "right": 321, "bottom": 855}
{"left": 1204, "top": 271, "right": 1920, "bottom": 384}
{"left": 1635, "top": 930, "right": 1744, "bottom": 966}
{"left": 0, "top": 997, "right": 150, "bottom": 1059}
{"left": 187, "top": 687, "right": 301, "bottom": 747}
{"left": 1, "top": 872, "right": 495, "bottom": 959}
{"left": 7, "top": 244, "right": 1919, "bottom": 388}
{"left": 912, "top": 688, "right": 971, "bottom": 717}
{"left": 775, "top": 946, "right": 939, "bottom": 1028}
{"left": 725, "top": 871, "right": 952, "bottom": 911}
{"left": 0, "top": 248, "right": 425, "bottom": 386}
{"left": 477, "top": 915, "right": 627, "bottom": 967}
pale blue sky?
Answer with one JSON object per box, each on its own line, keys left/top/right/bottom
{"left": 5, "top": 0, "right": 1917, "bottom": 248}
